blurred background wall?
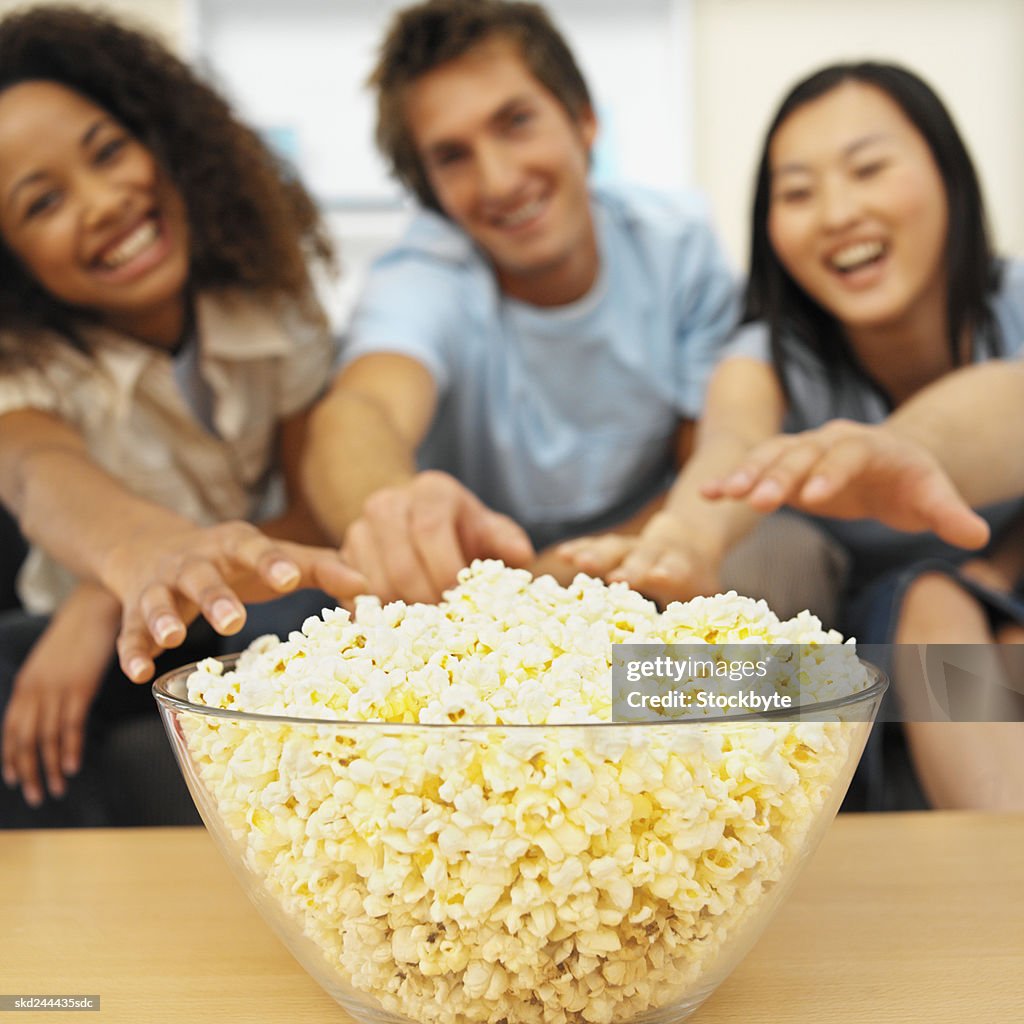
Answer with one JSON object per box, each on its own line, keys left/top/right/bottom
{"left": 4, "top": 0, "right": 1019, "bottom": 319}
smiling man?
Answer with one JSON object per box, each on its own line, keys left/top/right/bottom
{"left": 303, "top": 0, "right": 739, "bottom": 603}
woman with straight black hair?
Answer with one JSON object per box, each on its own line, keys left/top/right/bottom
{"left": 566, "top": 61, "right": 1024, "bottom": 810}
{"left": 711, "top": 61, "right": 1024, "bottom": 811}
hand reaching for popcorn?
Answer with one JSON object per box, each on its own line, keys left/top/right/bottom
{"left": 556, "top": 512, "right": 721, "bottom": 605}
{"left": 341, "top": 471, "right": 535, "bottom": 605}
{"left": 702, "top": 419, "right": 990, "bottom": 550}
{"left": 105, "top": 521, "right": 367, "bottom": 682}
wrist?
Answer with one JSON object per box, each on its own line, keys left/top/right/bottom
{"left": 645, "top": 509, "right": 728, "bottom": 563}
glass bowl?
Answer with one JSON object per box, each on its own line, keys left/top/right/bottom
{"left": 155, "top": 657, "right": 885, "bottom": 1024}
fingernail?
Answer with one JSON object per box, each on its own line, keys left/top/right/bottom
{"left": 728, "top": 471, "right": 752, "bottom": 489}
{"left": 2, "top": 768, "right": 14, "bottom": 787}
{"left": 49, "top": 781, "right": 65, "bottom": 798}
{"left": 752, "top": 480, "right": 782, "bottom": 503}
{"left": 269, "top": 560, "right": 300, "bottom": 588}
{"left": 63, "top": 757, "right": 79, "bottom": 776}
{"left": 155, "top": 614, "right": 182, "bottom": 645}
{"left": 213, "top": 599, "right": 243, "bottom": 632}
{"left": 25, "top": 788, "right": 42, "bottom": 808}
{"left": 803, "top": 476, "right": 829, "bottom": 501}
{"left": 129, "top": 658, "right": 150, "bottom": 681}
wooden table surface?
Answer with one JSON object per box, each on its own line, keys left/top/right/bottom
{"left": 2, "top": 813, "right": 1022, "bottom": 1023}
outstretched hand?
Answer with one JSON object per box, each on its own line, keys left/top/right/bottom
{"left": 557, "top": 512, "right": 722, "bottom": 606}
{"left": 702, "top": 419, "right": 990, "bottom": 550}
{"left": 342, "top": 471, "right": 535, "bottom": 604}
{"left": 104, "top": 521, "right": 367, "bottom": 682}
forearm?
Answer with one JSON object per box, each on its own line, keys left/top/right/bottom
{"left": 0, "top": 416, "right": 191, "bottom": 586}
{"left": 302, "top": 387, "right": 417, "bottom": 544}
{"left": 661, "top": 358, "right": 785, "bottom": 556}
{"left": 888, "top": 361, "right": 1024, "bottom": 505}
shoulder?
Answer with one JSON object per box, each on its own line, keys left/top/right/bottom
{"left": 354, "top": 210, "right": 496, "bottom": 331}
{"left": 372, "top": 207, "right": 485, "bottom": 281}
{"left": 594, "top": 183, "right": 733, "bottom": 300}
{"left": 721, "top": 320, "right": 772, "bottom": 363}
{"left": 593, "top": 182, "right": 720, "bottom": 248}
{"left": 0, "top": 328, "right": 94, "bottom": 421}
{"left": 991, "top": 259, "right": 1024, "bottom": 357}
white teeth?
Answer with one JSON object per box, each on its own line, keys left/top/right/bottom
{"left": 100, "top": 220, "right": 159, "bottom": 269}
{"left": 831, "top": 240, "right": 885, "bottom": 272}
{"left": 496, "top": 199, "right": 545, "bottom": 228}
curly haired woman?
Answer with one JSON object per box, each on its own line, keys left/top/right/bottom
{"left": 0, "top": 6, "right": 363, "bottom": 825}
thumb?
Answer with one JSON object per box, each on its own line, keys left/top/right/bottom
{"left": 464, "top": 505, "right": 535, "bottom": 567}
{"left": 917, "top": 476, "right": 990, "bottom": 550}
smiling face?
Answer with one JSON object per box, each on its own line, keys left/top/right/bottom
{"left": 0, "top": 80, "right": 190, "bottom": 346}
{"left": 404, "top": 36, "right": 598, "bottom": 307}
{"left": 766, "top": 81, "right": 949, "bottom": 341}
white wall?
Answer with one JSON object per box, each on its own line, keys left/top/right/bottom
{"left": 693, "top": 0, "right": 1024, "bottom": 267}
{"left": 0, "top": 0, "right": 183, "bottom": 46}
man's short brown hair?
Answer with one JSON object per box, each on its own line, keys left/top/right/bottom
{"left": 370, "top": 0, "right": 593, "bottom": 212}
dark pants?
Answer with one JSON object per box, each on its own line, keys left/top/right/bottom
{"left": 0, "top": 589, "right": 333, "bottom": 829}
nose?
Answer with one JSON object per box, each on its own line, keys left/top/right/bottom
{"left": 818, "top": 176, "right": 861, "bottom": 233}
{"left": 475, "top": 140, "right": 520, "bottom": 204}
{"left": 79, "top": 169, "right": 131, "bottom": 229}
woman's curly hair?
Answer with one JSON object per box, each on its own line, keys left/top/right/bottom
{"left": 0, "top": 4, "right": 334, "bottom": 346}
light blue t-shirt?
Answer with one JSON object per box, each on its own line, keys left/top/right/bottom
{"left": 343, "top": 185, "right": 738, "bottom": 547}
{"left": 723, "top": 259, "right": 1024, "bottom": 582}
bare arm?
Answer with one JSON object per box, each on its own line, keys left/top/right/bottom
{"left": 0, "top": 409, "right": 192, "bottom": 582}
{"left": 301, "top": 354, "right": 439, "bottom": 543}
{"left": 302, "top": 354, "right": 533, "bottom": 604}
{"left": 885, "top": 360, "right": 1024, "bottom": 505}
{"left": 704, "top": 361, "right": 1022, "bottom": 548}
{"left": 0, "top": 409, "right": 365, "bottom": 681}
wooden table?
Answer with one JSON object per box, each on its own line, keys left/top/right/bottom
{"left": 2, "top": 813, "right": 1022, "bottom": 1023}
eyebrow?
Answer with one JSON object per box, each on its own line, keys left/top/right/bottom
{"left": 424, "top": 95, "right": 534, "bottom": 159}
{"left": 6, "top": 116, "right": 112, "bottom": 213}
{"left": 772, "top": 131, "right": 895, "bottom": 179}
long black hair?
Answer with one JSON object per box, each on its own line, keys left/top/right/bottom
{"left": 744, "top": 62, "right": 1001, "bottom": 401}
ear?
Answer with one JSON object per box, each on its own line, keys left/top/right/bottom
{"left": 578, "top": 106, "right": 598, "bottom": 152}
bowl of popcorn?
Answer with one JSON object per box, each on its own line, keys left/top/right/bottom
{"left": 155, "top": 561, "right": 885, "bottom": 1024}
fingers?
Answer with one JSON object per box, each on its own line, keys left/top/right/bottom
{"left": 608, "top": 543, "right": 667, "bottom": 586}
{"left": 342, "top": 519, "right": 393, "bottom": 600}
{"left": 37, "top": 695, "right": 64, "bottom": 799}
{"left": 345, "top": 474, "right": 533, "bottom": 606}
{"left": 365, "top": 488, "right": 446, "bottom": 604}
{"left": 787, "top": 437, "right": 873, "bottom": 509}
{"left": 557, "top": 535, "right": 633, "bottom": 577}
{"left": 464, "top": 506, "right": 535, "bottom": 569}
{"left": 59, "top": 693, "right": 88, "bottom": 779}
{"left": 745, "top": 442, "right": 828, "bottom": 511}
{"left": 915, "top": 476, "right": 991, "bottom": 551}
{"left": 702, "top": 436, "right": 796, "bottom": 501}
{"left": 1, "top": 693, "right": 44, "bottom": 807}
{"left": 117, "top": 599, "right": 167, "bottom": 682}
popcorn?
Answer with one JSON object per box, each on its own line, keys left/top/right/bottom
{"left": 179, "top": 561, "right": 874, "bottom": 1024}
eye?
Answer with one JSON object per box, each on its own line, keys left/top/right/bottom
{"left": 774, "top": 186, "right": 812, "bottom": 205}
{"left": 853, "top": 159, "right": 887, "bottom": 180}
{"left": 23, "top": 189, "right": 62, "bottom": 221}
{"left": 431, "top": 147, "right": 468, "bottom": 169}
{"left": 94, "top": 136, "right": 129, "bottom": 165}
{"left": 507, "top": 108, "right": 534, "bottom": 130}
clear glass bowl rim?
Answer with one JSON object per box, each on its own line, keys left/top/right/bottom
{"left": 153, "top": 653, "right": 888, "bottom": 729}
